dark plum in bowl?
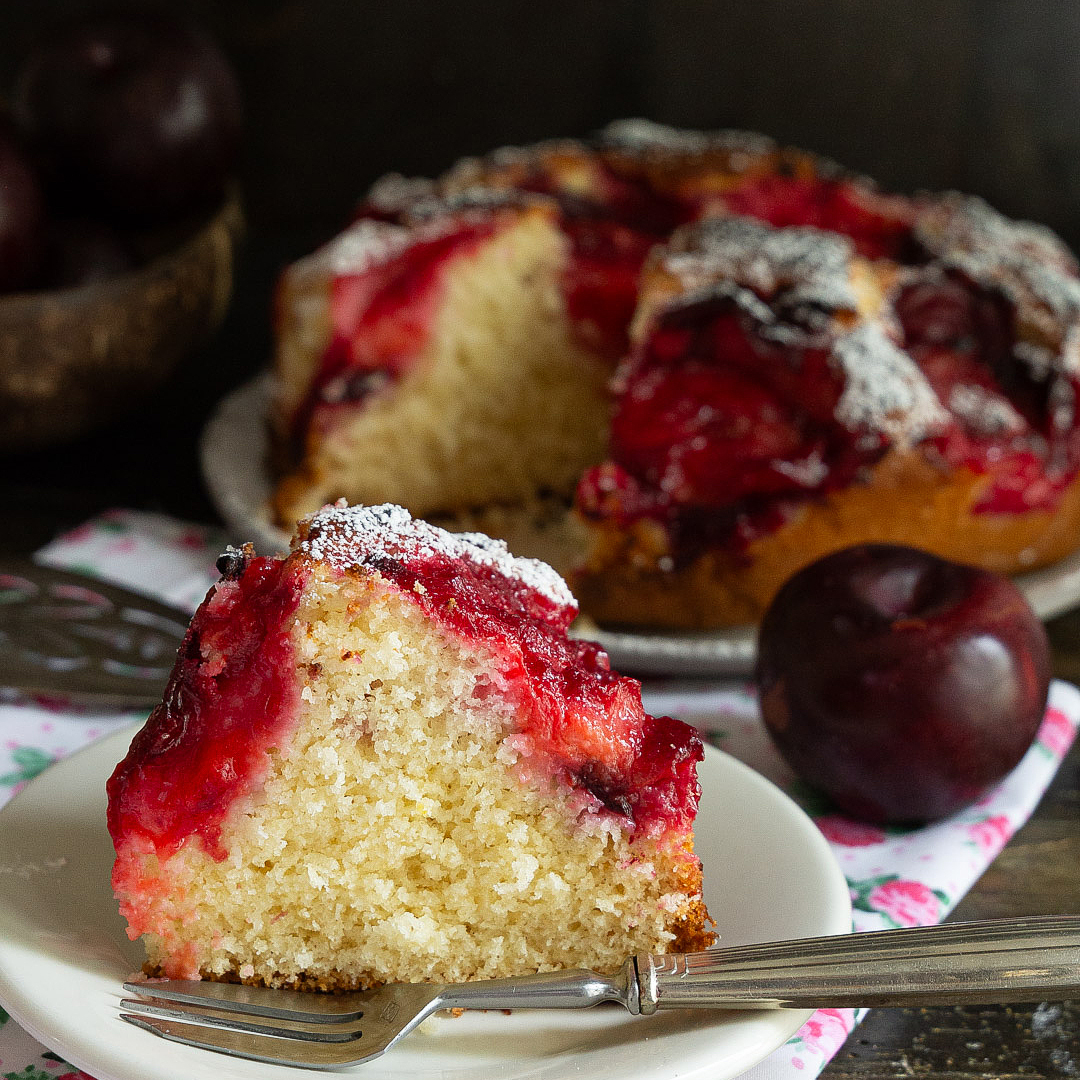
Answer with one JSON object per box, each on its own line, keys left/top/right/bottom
{"left": 0, "top": 9, "right": 244, "bottom": 448}
{"left": 13, "top": 9, "right": 243, "bottom": 224}
{"left": 755, "top": 544, "right": 1051, "bottom": 824}
{"left": 0, "top": 127, "right": 46, "bottom": 293}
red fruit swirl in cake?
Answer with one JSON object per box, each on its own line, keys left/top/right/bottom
{"left": 441, "top": 121, "right": 916, "bottom": 357}
{"left": 106, "top": 551, "right": 306, "bottom": 861}
{"left": 107, "top": 505, "right": 703, "bottom": 869}
{"left": 718, "top": 172, "right": 914, "bottom": 261}
{"left": 286, "top": 216, "right": 497, "bottom": 443}
{"left": 511, "top": 169, "right": 692, "bottom": 357}
{"left": 300, "top": 121, "right": 921, "bottom": 464}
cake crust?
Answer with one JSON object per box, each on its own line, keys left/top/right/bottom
{"left": 576, "top": 453, "right": 1080, "bottom": 630}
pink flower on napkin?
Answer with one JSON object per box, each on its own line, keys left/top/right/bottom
{"left": 788, "top": 1007, "right": 856, "bottom": 1064}
{"left": 800, "top": 1008, "right": 854, "bottom": 1053}
{"left": 56, "top": 522, "right": 95, "bottom": 545}
{"left": 1037, "top": 707, "right": 1076, "bottom": 758}
{"left": 814, "top": 815, "right": 887, "bottom": 847}
{"left": 966, "top": 814, "right": 1012, "bottom": 855}
{"left": 852, "top": 876, "right": 948, "bottom": 927}
{"left": 175, "top": 528, "right": 212, "bottom": 552}
{"left": 103, "top": 537, "right": 138, "bottom": 557}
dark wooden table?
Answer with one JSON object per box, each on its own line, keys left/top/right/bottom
{"left": 3, "top": 232, "right": 1077, "bottom": 1078}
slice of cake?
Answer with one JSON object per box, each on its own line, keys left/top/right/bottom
{"left": 270, "top": 192, "right": 610, "bottom": 530}
{"left": 107, "top": 503, "right": 713, "bottom": 990}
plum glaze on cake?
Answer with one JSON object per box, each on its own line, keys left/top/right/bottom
{"left": 270, "top": 119, "right": 1080, "bottom": 630}
{"left": 575, "top": 212, "right": 1080, "bottom": 626}
{"left": 107, "top": 503, "right": 713, "bottom": 990}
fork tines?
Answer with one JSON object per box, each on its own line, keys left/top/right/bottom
{"left": 121, "top": 979, "right": 368, "bottom": 1022}
{"left": 120, "top": 995, "right": 363, "bottom": 1042}
{"left": 119, "top": 1012, "right": 375, "bottom": 1070}
{"left": 119, "top": 978, "right": 447, "bottom": 1070}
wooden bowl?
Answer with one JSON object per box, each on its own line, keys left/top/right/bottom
{"left": 0, "top": 192, "right": 243, "bottom": 451}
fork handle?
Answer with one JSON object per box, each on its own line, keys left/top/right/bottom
{"left": 636, "top": 915, "right": 1080, "bottom": 1013}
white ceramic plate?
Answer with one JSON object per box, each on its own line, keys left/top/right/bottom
{"left": 200, "top": 374, "right": 1080, "bottom": 676}
{"left": 0, "top": 730, "right": 850, "bottom": 1080}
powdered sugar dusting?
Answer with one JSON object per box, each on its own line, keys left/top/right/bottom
{"left": 948, "top": 383, "right": 1026, "bottom": 437}
{"left": 833, "top": 322, "right": 949, "bottom": 445}
{"left": 298, "top": 502, "right": 576, "bottom": 612}
{"left": 287, "top": 209, "right": 487, "bottom": 281}
{"left": 663, "top": 217, "right": 858, "bottom": 312}
{"left": 918, "top": 193, "right": 1077, "bottom": 277}
{"left": 442, "top": 138, "right": 590, "bottom": 191}
{"left": 363, "top": 175, "right": 545, "bottom": 233}
{"left": 600, "top": 118, "right": 776, "bottom": 163}
{"left": 290, "top": 219, "right": 420, "bottom": 278}
{"left": 402, "top": 186, "right": 546, "bottom": 223}
{"left": 484, "top": 137, "right": 589, "bottom": 169}
{"left": 365, "top": 173, "right": 439, "bottom": 215}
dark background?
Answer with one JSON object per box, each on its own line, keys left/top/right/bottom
{"left": 2, "top": 7, "right": 1079, "bottom": 1076}
{"left": 6, "top": 0, "right": 1080, "bottom": 539}
{"left": 9, "top": 1, "right": 1080, "bottom": 239}
{"left": 7, "top": 1, "right": 1080, "bottom": 240}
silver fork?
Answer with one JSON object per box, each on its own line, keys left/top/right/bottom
{"left": 120, "top": 915, "right": 1080, "bottom": 1070}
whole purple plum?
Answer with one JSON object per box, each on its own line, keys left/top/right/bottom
{"left": 0, "top": 127, "right": 46, "bottom": 292}
{"left": 13, "top": 10, "right": 242, "bottom": 223}
{"left": 756, "top": 544, "right": 1050, "bottom": 823}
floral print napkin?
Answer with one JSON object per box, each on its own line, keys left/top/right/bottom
{"left": 0, "top": 509, "right": 1075, "bottom": 1080}
{"left": 643, "top": 679, "right": 1078, "bottom": 1077}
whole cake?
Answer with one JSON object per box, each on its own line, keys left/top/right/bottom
{"left": 270, "top": 120, "right": 1080, "bottom": 629}
{"left": 107, "top": 502, "right": 713, "bottom": 989}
